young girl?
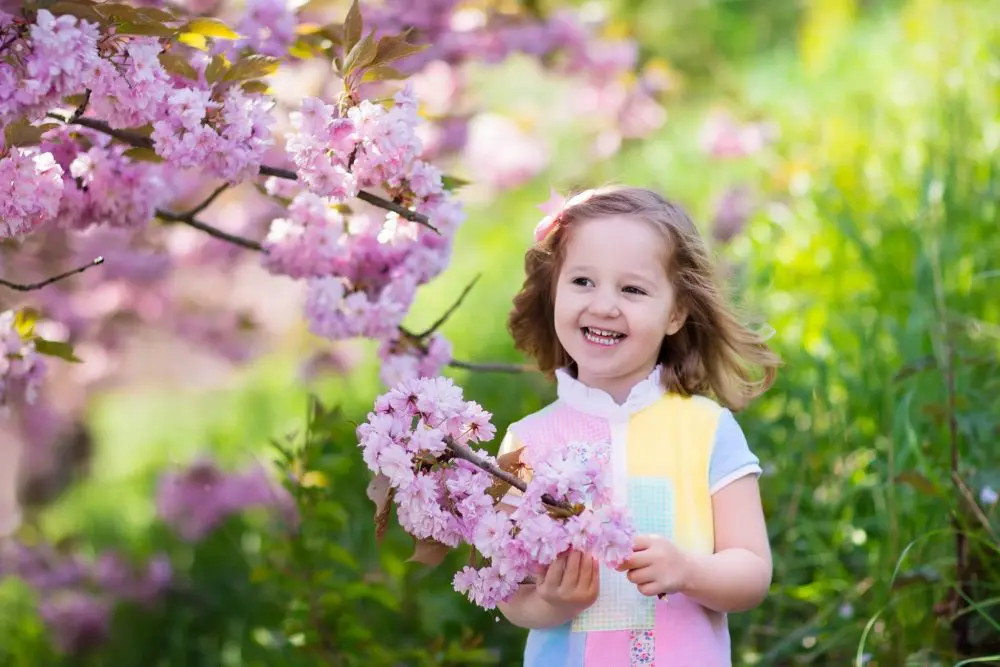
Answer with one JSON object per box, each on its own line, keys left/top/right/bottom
{"left": 495, "top": 186, "right": 780, "bottom": 666}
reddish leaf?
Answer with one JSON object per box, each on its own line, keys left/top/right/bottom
{"left": 342, "top": 0, "right": 362, "bottom": 53}
{"left": 487, "top": 446, "right": 525, "bottom": 503}
{"left": 374, "top": 32, "right": 428, "bottom": 65}
{"left": 366, "top": 474, "right": 394, "bottom": 541}
{"left": 361, "top": 65, "right": 407, "bottom": 82}
{"left": 407, "top": 538, "right": 450, "bottom": 567}
{"left": 342, "top": 31, "right": 377, "bottom": 78}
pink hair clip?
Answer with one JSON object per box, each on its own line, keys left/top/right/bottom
{"left": 533, "top": 187, "right": 596, "bottom": 243}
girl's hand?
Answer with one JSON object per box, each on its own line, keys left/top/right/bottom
{"left": 615, "top": 534, "right": 691, "bottom": 597}
{"left": 535, "top": 550, "right": 600, "bottom": 613}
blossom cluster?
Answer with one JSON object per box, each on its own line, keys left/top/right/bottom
{"left": 356, "top": 377, "right": 636, "bottom": 609}
{"left": 0, "top": 310, "right": 46, "bottom": 408}
{"left": 0, "top": 147, "right": 64, "bottom": 238}
{"left": 0, "top": 10, "right": 275, "bottom": 238}
{"left": 377, "top": 332, "right": 452, "bottom": 389}
{"left": 155, "top": 457, "right": 299, "bottom": 542}
{"left": 269, "top": 84, "right": 462, "bottom": 378}
{"left": 41, "top": 127, "right": 169, "bottom": 231}
{"left": 0, "top": 542, "right": 172, "bottom": 654}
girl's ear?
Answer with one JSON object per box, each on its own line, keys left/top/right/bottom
{"left": 665, "top": 305, "right": 688, "bottom": 336}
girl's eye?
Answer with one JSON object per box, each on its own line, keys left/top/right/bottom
{"left": 571, "top": 277, "right": 593, "bottom": 287}
{"left": 623, "top": 286, "right": 648, "bottom": 296}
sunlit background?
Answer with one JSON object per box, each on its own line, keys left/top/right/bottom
{"left": 2, "top": 0, "right": 998, "bottom": 665}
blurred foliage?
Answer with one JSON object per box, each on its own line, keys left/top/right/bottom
{"left": 4, "top": 0, "right": 1000, "bottom": 665}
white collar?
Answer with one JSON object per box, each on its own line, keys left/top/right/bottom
{"left": 554, "top": 364, "right": 665, "bottom": 420}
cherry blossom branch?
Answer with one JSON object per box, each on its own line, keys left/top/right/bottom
{"left": 447, "top": 359, "right": 533, "bottom": 373}
{"left": 413, "top": 274, "right": 480, "bottom": 338}
{"left": 47, "top": 113, "right": 435, "bottom": 230}
{"left": 146, "top": 205, "right": 528, "bottom": 373}
{"left": 185, "top": 184, "right": 230, "bottom": 218}
{"left": 444, "top": 437, "right": 575, "bottom": 516}
{"left": 154, "top": 208, "right": 265, "bottom": 252}
{"left": 0, "top": 257, "right": 104, "bottom": 292}
{"left": 69, "top": 89, "right": 91, "bottom": 122}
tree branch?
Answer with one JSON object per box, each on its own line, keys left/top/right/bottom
{"left": 414, "top": 274, "right": 480, "bottom": 338}
{"left": 0, "top": 257, "right": 104, "bottom": 292}
{"left": 48, "top": 113, "right": 435, "bottom": 230}
{"left": 355, "top": 191, "right": 437, "bottom": 233}
{"left": 155, "top": 208, "right": 264, "bottom": 252}
{"left": 447, "top": 359, "right": 533, "bottom": 373}
{"left": 185, "top": 184, "right": 230, "bottom": 218}
{"left": 70, "top": 89, "right": 91, "bottom": 123}
{"left": 444, "top": 437, "right": 574, "bottom": 516}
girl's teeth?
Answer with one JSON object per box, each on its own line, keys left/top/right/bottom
{"left": 584, "top": 328, "right": 624, "bottom": 346}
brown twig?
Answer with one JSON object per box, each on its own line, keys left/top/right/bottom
{"left": 413, "top": 274, "right": 480, "bottom": 338}
{"left": 185, "top": 184, "right": 230, "bottom": 218}
{"left": 444, "top": 437, "right": 574, "bottom": 516}
{"left": 69, "top": 89, "right": 91, "bottom": 122}
{"left": 447, "top": 359, "right": 533, "bottom": 373}
{"left": 0, "top": 257, "right": 104, "bottom": 292}
{"left": 155, "top": 208, "right": 265, "bottom": 252}
{"left": 48, "top": 113, "right": 435, "bottom": 230}
{"left": 355, "top": 190, "right": 437, "bottom": 233}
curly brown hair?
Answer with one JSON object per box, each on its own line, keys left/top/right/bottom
{"left": 507, "top": 185, "right": 780, "bottom": 411}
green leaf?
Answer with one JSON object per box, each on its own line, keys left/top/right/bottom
{"left": 222, "top": 55, "right": 279, "bottom": 82}
{"left": 62, "top": 92, "right": 89, "bottom": 108}
{"left": 341, "top": 31, "right": 377, "bottom": 78}
{"left": 47, "top": 1, "right": 102, "bottom": 22}
{"left": 373, "top": 32, "right": 428, "bottom": 66}
{"left": 181, "top": 17, "right": 241, "bottom": 40}
{"left": 241, "top": 80, "right": 271, "bottom": 95}
{"left": 441, "top": 174, "right": 471, "bottom": 191}
{"left": 361, "top": 65, "right": 407, "bottom": 82}
{"left": 115, "top": 21, "right": 175, "bottom": 37}
{"left": 4, "top": 120, "right": 58, "bottom": 148}
{"left": 33, "top": 339, "right": 82, "bottom": 363}
{"left": 14, "top": 309, "right": 40, "bottom": 338}
{"left": 288, "top": 35, "right": 326, "bottom": 60}
{"left": 93, "top": 2, "right": 138, "bottom": 20}
{"left": 177, "top": 32, "right": 208, "bottom": 50}
{"left": 205, "top": 53, "right": 230, "bottom": 84}
{"left": 158, "top": 52, "right": 199, "bottom": 80}
{"left": 319, "top": 23, "right": 343, "bottom": 47}
{"left": 123, "top": 146, "right": 163, "bottom": 163}
{"left": 342, "top": 0, "right": 362, "bottom": 54}
{"left": 895, "top": 470, "right": 941, "bottom": 497}
{"left": 122, "top": 123, "right": 155, "bottom": 138}
{"left": 132, "top": 6, "right": 178, "bottom": 22}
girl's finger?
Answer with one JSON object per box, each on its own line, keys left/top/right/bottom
{"left": 626, "top": 565, "right": 657, "bottom": 585}
{"left": 560, "top": 550, "right": 581, "bottom": 591}
{"left": 544, "top": 553, "right": 567, "bottom": 588}
{"left": 580, "top": 555, "right": 598, "bottom": 591}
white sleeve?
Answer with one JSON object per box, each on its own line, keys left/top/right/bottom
{"left": 708, "top": 409, "right": 762, "bottom": 495}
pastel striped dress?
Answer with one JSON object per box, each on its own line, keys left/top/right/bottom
{"left": 496, "top": 365, "right": 761, "bottom": 667}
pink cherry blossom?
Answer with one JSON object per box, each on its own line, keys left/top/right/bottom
{"left": 358, "top": 377, "right": 636, "bottom": 609}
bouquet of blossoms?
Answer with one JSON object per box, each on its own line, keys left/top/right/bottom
{"left": 356, "top": 376, "right": 635, "bottom": 609}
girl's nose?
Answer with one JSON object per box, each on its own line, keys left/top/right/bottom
{"left": 588, "top": 289, "right": 621, "bottom": 318}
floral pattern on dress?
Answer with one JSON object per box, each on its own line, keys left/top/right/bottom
{"left": 567, "top": 439, "right": 611, "bottom": 467}
{"left": 629, "top": 629, "right": 655, "bottom": 665}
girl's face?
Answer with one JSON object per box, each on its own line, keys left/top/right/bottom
{"left": 553, "top": 215, "right": 686, "bottom": 404}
